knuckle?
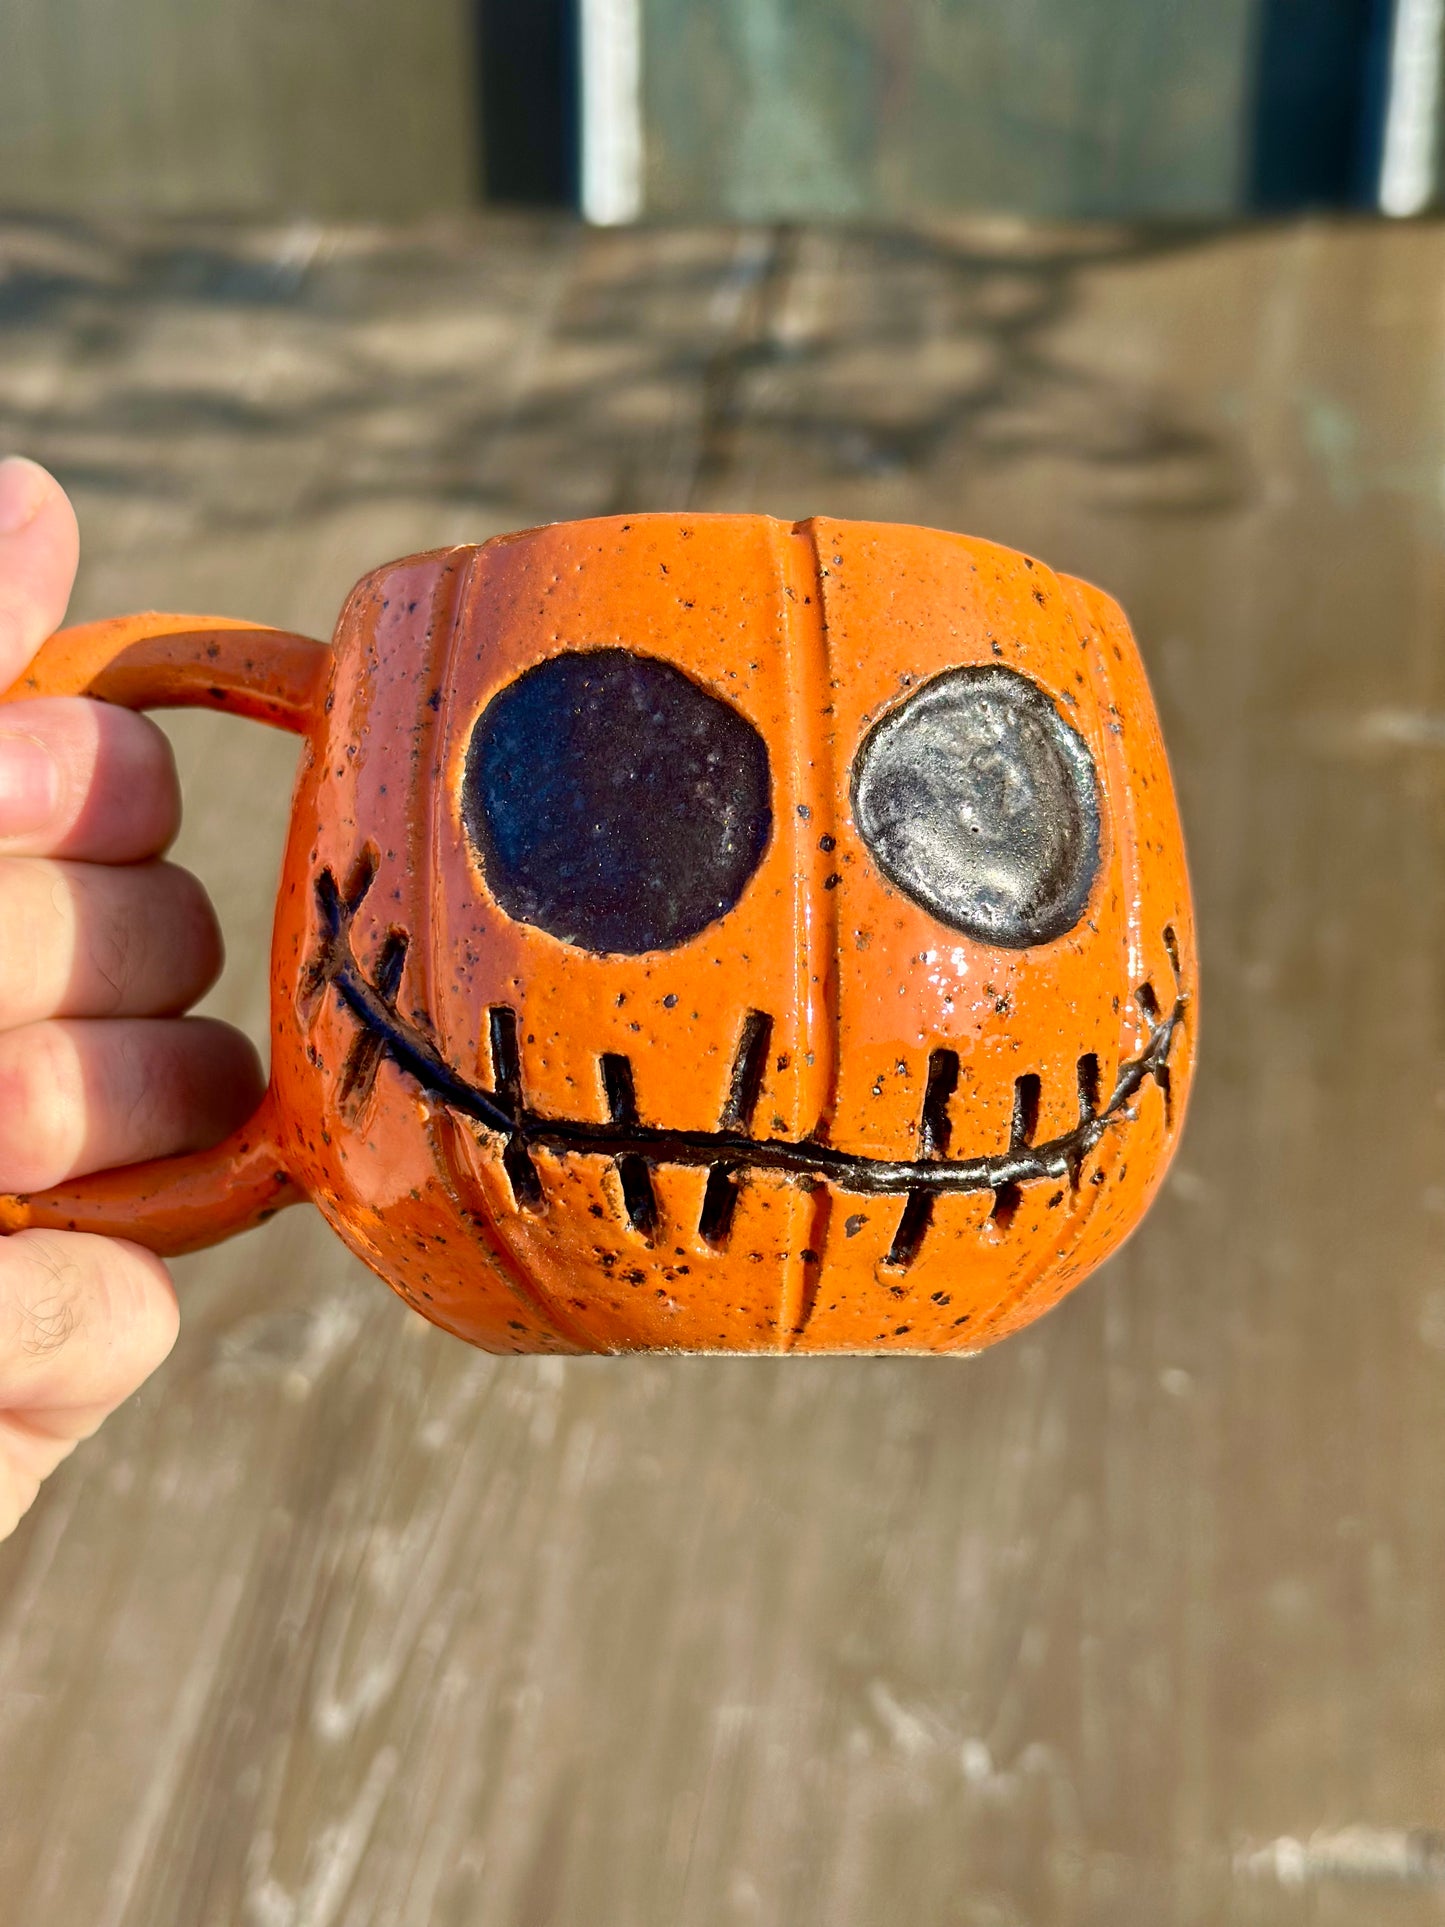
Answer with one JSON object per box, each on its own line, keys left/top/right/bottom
{"left": 10, "top": 700, "right": 182, "bottom": 858}
{"left": 84, "top": 888, "right": 135, "bottom": 1016}
{"left": 173, "top": 872, "right": 225, "bottom": 999}
{"left": 0, "top": 859, "right": 60, "bottom": 1021}
{"left": 94, "top": 707, "right": 183, "bottom": 847}
{"left": 0, "top": 1026, "right": 84, "bottom": 1190}
{"left": 0, "top": 859, "right": 221, "bottom": 1022}
{"left": 115, "top": 1027, "right": 172, "bottom": 1141}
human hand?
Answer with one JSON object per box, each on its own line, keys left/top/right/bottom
{"left": 0, "top": 458, "right": 263, "bottom": 1540}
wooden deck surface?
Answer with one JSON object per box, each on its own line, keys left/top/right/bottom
{"left": 2, "top": 213, "right": 1445, "bottom": 1925}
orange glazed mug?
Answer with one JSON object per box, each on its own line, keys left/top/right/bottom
{"left": 0, "top": 515, "right": 1195, "bottom": 1355}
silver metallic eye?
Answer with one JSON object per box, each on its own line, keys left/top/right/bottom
{"left": 850, "top": 665, "right": 1101, "bottom": 947}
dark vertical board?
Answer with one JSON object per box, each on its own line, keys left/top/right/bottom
{"left": 1247, "top": 0, "right": 1393, "bottom": 207}
{"left": 641, "top": 0, "right": 1258, "bottom": 218}
{"left": 477, "top": 0, "right": 579, "bottom": 205}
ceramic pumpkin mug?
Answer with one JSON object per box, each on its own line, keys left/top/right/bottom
{"left": 0, "top": 515, "right": 1195, "bottom": 1355}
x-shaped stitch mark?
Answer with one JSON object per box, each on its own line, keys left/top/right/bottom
{"left": 300, "top": 848, "right": 411, "bottom": 1121}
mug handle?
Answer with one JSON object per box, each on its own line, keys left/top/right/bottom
{"left": 0, "top": 613, "right": 329, "bottom": 1255}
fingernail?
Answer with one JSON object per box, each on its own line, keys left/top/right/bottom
{"left": 0, "top": 732, "right": 60, "bottom": 836}
{"left": 0, "top": 458, "right": 47, "bottom": 536}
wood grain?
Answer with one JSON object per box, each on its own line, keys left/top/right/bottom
{"left": 1, "top": 213, "right": 1444, "bottom": 1924}
{"left": 0, "top": 1, "right": 477, "bottom": 218}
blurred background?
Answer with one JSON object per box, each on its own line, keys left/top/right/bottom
{"left": 2, "top": 0, "right": 1443, "bottom": 223}
{"left": 4, "top": 6, "right": 1445, "bottom": 1927}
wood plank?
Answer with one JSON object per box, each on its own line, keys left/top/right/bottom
{"left": 0, "top": 1, "right": 477, "bottom": 217}
{"left": 1, "top": 212, "right": 1444, "bottom": 1923}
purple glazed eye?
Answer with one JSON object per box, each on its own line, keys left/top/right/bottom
{"left": 463, "top": 648, "right": 772, "bottom": 955}
{"left": 851, "top": 665, "right": 1101, "bottom": 948}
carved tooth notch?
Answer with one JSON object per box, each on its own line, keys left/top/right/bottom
{"left": 1009, "top": 1072, "right": 1041, "bottom": 1151}
{"left": 601, "top": 1053, "right": 658, "bottom": 1237}
{"left": 918, "top": 1048, "right": 960, "bottom": 1158}
{"left": 1076, "top": 1052, "right": 1102, "bottom": 1122}
{"left": 886, "top": 1048, "right": 960, "bottom": 1269}
{"left": 989, "top": 1181, "right": 1023, "bottom": 1232}
{"left": 1065, "top": 1051, "right": 1104, "bottom": 1191}
{"left": 697, "top": 1010, "right": 773, "bottom": 1248}
{"left": 698, "top": 1164, "right": 742, "bottom": 1248}
{"left": 886, "top": 1190, "right": 934, "bottom": 1269}
{"left": 719, "top": 1010, "right": 773, "bottom": 1131}
{"left": 1155, "top": 1060, "right": 1175, "bottom": 1129}
{"left": 990, "top": 1070, "right": 1043, "bottom": 1234}
{"left": 488, "top": 1006, "right": 543, "bottom": 1210}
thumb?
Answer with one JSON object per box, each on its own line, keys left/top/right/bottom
{"left": 0, "top": 458, "right": 80, "bottom": 692}
{"left": 0, "top": 1229, "right": 179, "bottom": 1540}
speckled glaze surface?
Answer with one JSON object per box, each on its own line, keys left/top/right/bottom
{"left": 0, "top": 514, "right": 1195, "bottom": 1354}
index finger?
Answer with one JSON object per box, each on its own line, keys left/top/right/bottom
{"left": 0, "top": 698, "right": 182, "bottom": 862}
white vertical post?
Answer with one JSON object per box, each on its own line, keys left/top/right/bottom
{"left": 1380, "top": 0, "right": 1445, "bottom": 214}
{"left": 580, "top": 0, "right": 644, "bottom": 225}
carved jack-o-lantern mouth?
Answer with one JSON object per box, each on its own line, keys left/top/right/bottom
{"left": 304, "top": 857, "right": 1185, "bottom": 1270}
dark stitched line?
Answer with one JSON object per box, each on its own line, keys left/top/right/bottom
{"left": 331, "top": 959, "right": 1182, "bottom": 1195}
{"left": 314, "top": 870, "right": 1184, "bottom": 1200}
{"left": 337, "top": 1027, "right": 386, "bottom": 1117}
{"left": 337, "top": 929, "right": 409, "bottom": 1118}
{"left": 342, "top": 845, "right": 381, "bottom": 915}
